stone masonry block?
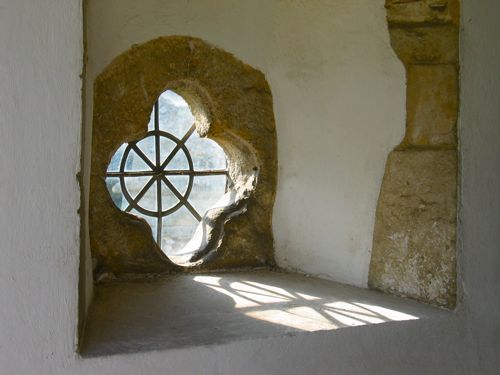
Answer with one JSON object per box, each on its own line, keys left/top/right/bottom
{"left": 369, "top": 149, "right": 457, "bottom": 308}
{"left": 404, "top": 64, "right": 458, "bottom": 147}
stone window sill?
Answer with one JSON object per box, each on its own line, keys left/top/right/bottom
{"left": 81, "top": 270, "right": 447, "bottom": 357}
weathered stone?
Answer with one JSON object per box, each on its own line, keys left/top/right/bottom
{"left": 386, "top": 0, "right": 459, "bottom": 65}
{"left": 369, "top": 150, "right": 457, "bottom": 308}
{"left": 386, "top": 0, "right": 460, "bottom": 26}
{"left": 403, "top": 64, "right": 458, "bottom": 147}
{"left": 388, "top": 25, "right": 458, "bottom": 65}
{"left": 369, "top": 0, "right": 459, "bottom": 308}
{"left": 89, "top": 36, "right": 277, "bottom": 277}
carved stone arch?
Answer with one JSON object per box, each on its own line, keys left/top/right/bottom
{"left": 89, "top": 36, "right": 277, "bottom": 277}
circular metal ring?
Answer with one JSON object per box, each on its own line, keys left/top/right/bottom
{"left": 118, "top": 131, "right": 194, "bottom": 217}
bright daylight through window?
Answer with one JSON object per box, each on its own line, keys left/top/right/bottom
{"left": 105, "top": 90, "right": 228, "bottom": 265}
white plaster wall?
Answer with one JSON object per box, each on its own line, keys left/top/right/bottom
{"left": 0, "top": 0, "right": 83, "bottom": 372}
{"left": 1, "top": 0, "right": 499, "bottom": 374}
{"left": 84, "top": 0, "right": 406, "bottom": 287}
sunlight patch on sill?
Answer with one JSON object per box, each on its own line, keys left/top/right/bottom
{"left": 82, "top": 271, "right": 443, "bottom": 357}
{"left": 194, "top": 274, "right": 419, "bottom": 332}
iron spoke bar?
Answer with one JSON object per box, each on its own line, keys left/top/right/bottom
{"left": 154, "top": 101, "right": 163, "bottom": 244}
{"left": 107, "top": 170, "right": 227, "bottom": 177}
{"left": 156, "top": 179, "right": 162, "bottom": 244}
{"left": 164, "top": 170, "right": 228, "bottom": 176}
{"left": 154, "top": 101, "right": 160, "bottom": 133}
{"left": 159, "top": 175, "right": 202, "bottom": 221}
{"left": 131, "top": 144, "right": 156, "bottom": 171}
{"left": 107, "top": 171, "right": 156, "bottom": 177}
{"left": 159, "top": 124, "right": 196, "bottom": 170}
{"left": 154, "top": 101, "right": 161, "bottom": 167}
{"left": 124, "top": 176, "right": 157, "bottom": 213}
{"left": 181, "top": 124, "right": 196, "bottom": 143}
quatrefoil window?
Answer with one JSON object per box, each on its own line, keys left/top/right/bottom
{"left": 105, "top": 90, "right": 228, "bottom": 264}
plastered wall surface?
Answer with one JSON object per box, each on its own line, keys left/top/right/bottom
{"left": 1, "top": 0, "right": 499, "bottom": 374}
{"left": 0, "top": 0, "right": 83, "bottom": 373}
{"left": 84, "top": 0, "right": 406, "bottom": 287}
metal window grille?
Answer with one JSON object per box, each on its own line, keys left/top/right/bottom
{"left": 106, "top": 100, "right": 228, "bottom": 245}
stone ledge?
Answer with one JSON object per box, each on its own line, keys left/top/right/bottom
{"left": 81, "top": 270, "right": 447, "bottom": 357}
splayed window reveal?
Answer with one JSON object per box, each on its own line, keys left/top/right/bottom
{"left": 105, "top": 90, "right": 230, "bottom": 265}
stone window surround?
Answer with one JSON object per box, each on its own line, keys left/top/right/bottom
{"left": 89, "top": 36, "right": 277, "bottom": 278}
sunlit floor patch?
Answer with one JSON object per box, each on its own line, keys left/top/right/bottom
{"left": 82, "top": 271, "right": 446, "bottom": 357}
{"left": 192, "top": 274, "right": 420, "bottom": 331}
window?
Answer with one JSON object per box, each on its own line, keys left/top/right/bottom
{"left": 89, "top": 36, "right": 276, "bottom": 275}
{"left": 105, "top": 90, "right": 229, "bottom": 265}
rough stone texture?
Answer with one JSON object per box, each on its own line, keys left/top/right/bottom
{"left": 369, "top": 150, "right": 457, "bottom": 307}
{"left": 89, "top": 36, "right": 277, "bottom": 277}
{"left": 369, "top": 0, "right": 459, "bottom": 308}
{"left": 404, "top": 64, "right": 458, "bottom": 147}
{"left": 388, "top": 26, "right": 458, "bottom": 65}
{"left": 386, "top": 0, "right": 460, "bottom": 26}
{"left": 386, "top": 0, "right": 459, "bottom": 66}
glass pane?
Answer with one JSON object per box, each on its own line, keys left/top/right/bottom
{"left": 105, "top": 177, "right": 124, "bottom": 208}
{"left": 160, "top": 205, "right": 198, "bottom": 257}
{"left": 147, "top": 107, "right": 155, "bottom": 131}
{"left": 188, "top": 175, "right": 227, "bottom": 216}
{"left": 161, "top": 178, "right": 180, "bottom": 211}
{"left": 185, "top": 133, "right": 227, "bottom": 171}
{"left": 107, "top": 144, "right": 126, "bottom": 172}
{"left": 124, "top": 149, "right": 152, "bottom": 172}
{"left": 129, "top": 209, "right": 158, "bottom": 238}
{"left": 135, "top": 180, "right": 157, "bottom": 212}
{"left": 135, "top": 135, "right": 156, "bottom": 166}
{"left": 169, "top": 175, "right": 190, "bottom": 196}
{"left": 124, "top": 176, "right": 153, "bottom": 201}
{"left": 159, "top": 136, "right": 177, "bottom": 165}
{"left": 158, "top": 90, "right": 194, "bottom": 137}
{"left": 165, "top": 148, "right": 189, "bottom": 170}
